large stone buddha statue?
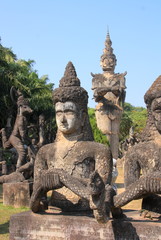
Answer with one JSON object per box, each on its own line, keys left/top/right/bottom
{"left": 30, "top": 62, "right": 118, "bottom": 223}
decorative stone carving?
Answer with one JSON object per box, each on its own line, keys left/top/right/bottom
{"left": 91, "top": 32, "right": 126, "bottom": 159}
{"left": 30, "top": 62, "right": 122, "bottom": 223}
{"left": 113, "top": 75, "right": 161, "bottom": 212}
{"left": 1, "top": 87, "right": 33, "bottom": 169}
{"left": 0, "top": 87, "right": 36, "bottom": 184}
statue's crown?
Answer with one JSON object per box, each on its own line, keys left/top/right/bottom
{"left": 53, "top": 62, "right": 88, "bottom": 109}
{"left": 59, "top": 61, "right": 80, "bottom": 87}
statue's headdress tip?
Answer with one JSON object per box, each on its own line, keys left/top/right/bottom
{"left": 59, "top": 61, "right": 80, "bottom": 87}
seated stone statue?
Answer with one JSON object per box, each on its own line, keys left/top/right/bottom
{"left": 30, "top": 62, "right": 122, "bottom": 223}
{"left": 113, "top": 75, "right": 161, "bottom": 213}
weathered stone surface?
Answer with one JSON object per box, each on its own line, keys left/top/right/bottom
{"left": 9, "top": 210, "right": 161, "bottom": 240}
{"left": 3, "top": 182, "right": 32, "bottom": 207}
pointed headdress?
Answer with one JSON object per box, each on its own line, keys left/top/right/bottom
{"left": 52, "top": 61, "right": 88, "bottom": 110}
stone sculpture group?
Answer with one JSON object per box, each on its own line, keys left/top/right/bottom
{"left": 30, "top": 60, "right": 161, "bottom": 222}
{"left": 1, "top": 33, "right": 161, "bottom": 228}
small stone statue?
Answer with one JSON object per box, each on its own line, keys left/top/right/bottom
{"left": 91, "top": 32, "right": 126, "bottom": 159}
{"left": 1, "top": 87, "right": 33, "bottom": 170}
{"left": 113, "top": 75, "right": 161, "bottom": 212}
{"left": 30, "top": 62, "right": 121, "bottom": 223}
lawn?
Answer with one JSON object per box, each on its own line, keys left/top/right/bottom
{"left": 0, "top": 167, "right": 141, "bottom": 240}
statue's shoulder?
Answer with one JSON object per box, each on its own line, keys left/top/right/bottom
{"left": 91, "top": 73, "right": 107, "bottom": 85}
{"left": 125, "top": 141, "right": 155, "bottom": 158}
{"left": 76, "top": 141, "right": 111, "bottom": 153}
{"left": 37, "top": 143, "right": 55, "bottom": 156}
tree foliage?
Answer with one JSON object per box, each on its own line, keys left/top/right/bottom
{"left": 0, "top": 40, "right": 54, "bottom": 129}
{"left": 119, "top": 103, "right": 147, "bottom": 141}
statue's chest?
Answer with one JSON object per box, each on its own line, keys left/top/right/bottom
{"left": 49, "top": 143, "right": 95, "bottom": 178}
{"left": 137, "top": 142, "right": 161, "bottom": 172}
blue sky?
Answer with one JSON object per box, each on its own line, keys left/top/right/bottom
{"left": 0, "top": 0, "right": 161, "bottom": 108}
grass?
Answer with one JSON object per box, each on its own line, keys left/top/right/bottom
{"left": 0, "top": 167, "right": 141, "bottom": 240}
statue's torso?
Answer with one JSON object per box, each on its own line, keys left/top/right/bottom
{"left": 34, "top": 140, "right": 111, "bottom": 211}
{"left": 45, "top": 141, "right": 103, "bottom": 178}
{"left": 124, "top": 141, "right": 161, "bottom": 187}
{"left": 12, "top": 115, "right": 27, "bottom": 137}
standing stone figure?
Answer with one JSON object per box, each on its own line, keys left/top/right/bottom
{"left": 30, "top": 62, "right": 122, "bottom": 223}
{"left": 113, "top": 75, "right": 161, "bottom": 213}
{"left": 1, "top": 87, "right": 33, "bottom": 170}
{"left": 91, "top": 32, "right": 126, "bottom": 159}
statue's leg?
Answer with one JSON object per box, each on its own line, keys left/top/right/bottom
{"left": 114, "top": 172, "right": 161, "bottom": 208}
{"left": 10, "top": 136, "right": 26, "bottom": 169}
{"left": 1, "top": 128, "right": 11, "bottom": 149}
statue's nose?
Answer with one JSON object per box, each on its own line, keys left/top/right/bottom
{"left": 60, "top": 113, "right": 66, "bottom": 122}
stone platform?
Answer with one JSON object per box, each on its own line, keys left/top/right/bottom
{"left": 9, "top": 209, "right": 161, "bottom": 240}
{"left": 3, "top": 181, "right": 32, "bottom": 207}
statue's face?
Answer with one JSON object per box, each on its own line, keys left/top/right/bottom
{"left": 100, "top": 56, "right": 116, "bottom": 72}
{"left": 151, "top": 97, "right": 161, "bottom": 133}
{"left": 55, "top": 101, "right": 82, "bottom": 135}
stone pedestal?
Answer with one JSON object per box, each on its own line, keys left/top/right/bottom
{"left": 3, "top": 181, "right": 32, "bottom": 208}
{"left": 9, "top": 210, "right": 161, "bottom": 240}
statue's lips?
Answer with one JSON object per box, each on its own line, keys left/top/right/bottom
{"left": 59, "top": 124, "right": 68, "bottom": 129}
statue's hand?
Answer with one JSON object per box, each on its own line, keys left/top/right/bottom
{"left": 89, "top": 171, "right": 105, "bottom": 196}
{"left": 40, "top": 170, "right": 62, "bottom": 190}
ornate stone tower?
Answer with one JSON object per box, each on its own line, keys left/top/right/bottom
{"left": 91, "top": 32, "right": 127, "bottom": 159}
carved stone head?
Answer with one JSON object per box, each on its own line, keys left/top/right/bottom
{"left": 53, "top": 62, "right": 93, "bottom": 140}
{"left": 100, "top": 33, "right": 117, "bottom": 72}
{"left": 141, "top": 76, "right": 161, "bottom": 140}
{"left": 55, "top": 101, "right": 84, "bottom": 135}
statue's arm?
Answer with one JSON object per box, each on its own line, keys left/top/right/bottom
{"left": 95, "top": 145, "right": 113, "bottom": 185}
{"left": 34, "top": 147, "right": 48, "bottom": 182}
{"left": 124, "top": 149, "right": 140, "bottom": 188}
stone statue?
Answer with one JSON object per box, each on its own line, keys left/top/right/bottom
{"left": 1, "top": 87, "right": 33, "bottom": 170}
{"left": 112, "top": 75, "right": 161, "bottom": 213}
{"left": 30, "top": 62, "right": 122, "bottom": 223}
{"left": 91, "top": 32, "right": 126, "bottom": 159}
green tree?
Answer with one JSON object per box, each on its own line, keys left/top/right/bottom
{"left": 0, "top": 40, "right": 55, "bottom": 143}
{"left": 119, "top": 112, "right": 133, "bottom": 141}
{"left": 120, "top": 102, "right": 147, "bottom": 141}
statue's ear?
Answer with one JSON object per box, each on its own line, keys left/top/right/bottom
{"left": 81, "top": 110, "right": 86, "bottom": 127}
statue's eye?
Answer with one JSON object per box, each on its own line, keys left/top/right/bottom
{"left": 56, "top": 112, "right": 62, "bottom": 117}
{"left": 65, "top": 111, "right": 75, "bottom": 116}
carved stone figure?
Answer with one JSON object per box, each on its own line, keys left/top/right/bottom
{"left": 1, "top": 87, "right": 33, "bottom": 170}
{"left": 91, "top": 32, "right": 126, "bottom": 159}
{"left": 120, "top": 126, "right": 139, "bottom": 157}
{"left": 113, "top": 75, "right": 161, "bottom": 212}
{"left": 30, "top": 62, "right": 122, "bottom": 223}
